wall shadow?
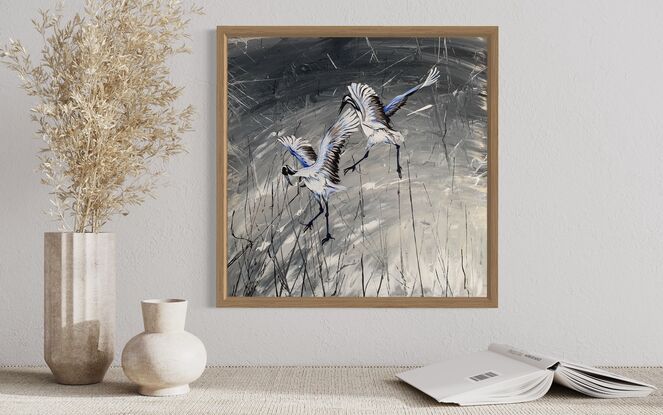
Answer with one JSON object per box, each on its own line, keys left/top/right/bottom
{"left": 205, "top": 28, "right": 218, "bottom": 308}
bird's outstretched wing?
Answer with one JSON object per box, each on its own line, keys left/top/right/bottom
{"left": 277, "top": 135, "right": 317, "bottom": 167}
{"left": 383, "top": 67, "right": 440, "bottom": 117}
{"left": 347, "top": 82, "right": 392, "bottom": 128}
{"left": 313, "top": 108, "right": 360, "bottom": 184}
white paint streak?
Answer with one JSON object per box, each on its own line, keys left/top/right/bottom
{"left": 406, "top": 104, "right": 433, "bottom": 117}
{"left": 326, "top": 53, "right": 338, "bottom": 69}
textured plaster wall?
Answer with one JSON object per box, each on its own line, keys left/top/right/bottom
{"left": 1, "top": 0, "right": 662, "bottom": 366}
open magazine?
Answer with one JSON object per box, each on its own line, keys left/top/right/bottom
{"left": 396, "top": 344, "right": 656, "bottom": 406}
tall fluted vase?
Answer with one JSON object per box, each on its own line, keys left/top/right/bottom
{"left": 44, "top": 232, "right": 115, "bottom": 385}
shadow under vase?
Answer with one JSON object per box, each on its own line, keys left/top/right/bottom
{"left": 44, "top": 320, "right": 114, "bottom": 385}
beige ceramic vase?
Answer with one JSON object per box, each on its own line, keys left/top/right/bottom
{"left": 121, "top": 299, "right": 206, "bottom": 396}
{"left": 44, "top": 232, "right": 115, "bottom": 385}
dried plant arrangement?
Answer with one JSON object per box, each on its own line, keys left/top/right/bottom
{"left": 0, "top": 0, "right": 202, "bottom": 232}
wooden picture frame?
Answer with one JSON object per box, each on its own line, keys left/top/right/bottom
{"left": 217, "top": 26, "right": 498, "bottom": 307}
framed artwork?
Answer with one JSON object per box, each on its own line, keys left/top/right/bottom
{"left": 217, "top": 26, "right": 498, "bottom": 307}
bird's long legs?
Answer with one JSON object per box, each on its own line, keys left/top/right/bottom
{"left": 395, "top": 144, "right": 403, "bottom": 179}
{"left": 343, "top": 150, "right": 370, "bottom": 175}
{"left": 321, "top": 200, "right": 334, "bottom": 245}
{"left": 343, "top": 146, "right": 403, "bottom": 179}
{"left": 287, "top": 179, "right": 307, "bottom": 205}
{"left": 302, "top": 199, "right": 324, "bottom": 232}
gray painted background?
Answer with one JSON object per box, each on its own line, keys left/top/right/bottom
{"left": 227, "top": 37, "right": 487, "bottom": 298}
{"left": 1, "top": 0, "right": 662, "bottom": 365}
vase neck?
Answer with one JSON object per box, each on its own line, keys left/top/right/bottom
{"left": 141, "top": 300, "right": 187, "bottom": 333}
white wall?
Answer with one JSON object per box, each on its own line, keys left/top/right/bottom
{"left": 1, "top": 0, "right": 662, "bottom": 366}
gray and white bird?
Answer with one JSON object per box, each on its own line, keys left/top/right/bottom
{"left": 278, "top": 108, "right": 359, "bottom": 245}
{"left": 339, "top": 67, "right": 440, "bottom": 178}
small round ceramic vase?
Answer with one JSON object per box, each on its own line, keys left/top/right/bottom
{"left": 121, "top": 299, "right": 206, "bottom": 396}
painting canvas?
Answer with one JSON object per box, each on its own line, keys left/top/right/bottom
{"left": 217, "top": 27, "right": 497, "bottom": 307}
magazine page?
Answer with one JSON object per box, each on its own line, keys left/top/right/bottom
{"left": 560, "top": 360, "right": 656, "bottom": 389}
{"left": 397, "top": 344, "right": 656, "bottom": 404}
{"left": 488, "top": 344, "right": 559, "bottom": 370}
{"left": 492, "top": 345, "right": 656, "bottom": 397}
{"left": 396, "top": 349, "right": 550, "bottom": 403}
{"left": 450, "top": 370, "right": 555, "bottom": 406}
